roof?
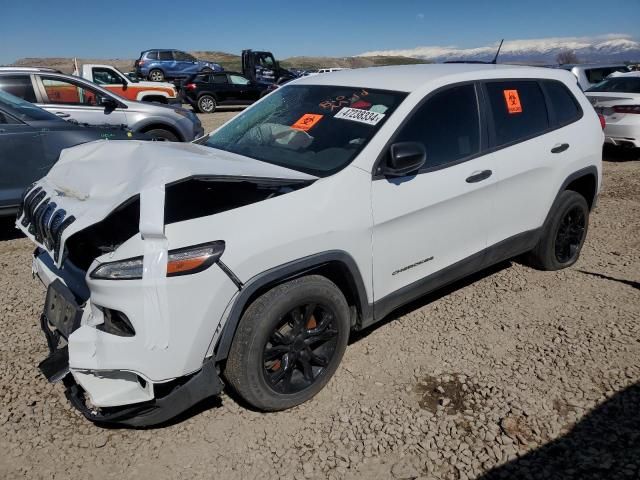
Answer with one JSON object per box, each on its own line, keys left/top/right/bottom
{"left": 291, "top": 63, "right": 573, "bottom": 92}
{"left": 0, "top": 66, "right": 62, "bottom": 73}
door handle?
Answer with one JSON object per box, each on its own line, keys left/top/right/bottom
{"left": 466, "top": 170, "right": 492, "bottom": 183}
{"left": 55, "top": 112, "right": 71, "bottom": 118}
{"left": 551, "top": 143, "right": 570, "bottom": 153}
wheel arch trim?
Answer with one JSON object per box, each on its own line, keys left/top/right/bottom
{"left": 214, "top": 250, "right": 371, "bottom": 361}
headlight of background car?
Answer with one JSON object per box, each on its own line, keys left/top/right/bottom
{"left": 90, "top": 241, "right": 225, "bottom": 280}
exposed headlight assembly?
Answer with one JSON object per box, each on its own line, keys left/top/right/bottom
{"left": 90, "top": 241, "right": 225, "bottom": 280}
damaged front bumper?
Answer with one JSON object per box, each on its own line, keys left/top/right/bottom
{"left": 32, "top": 247, "right": 233, "bottom": 427}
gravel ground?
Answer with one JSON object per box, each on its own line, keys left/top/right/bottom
{"left": 0, "top": 111, "right": 638, "bottom": 479}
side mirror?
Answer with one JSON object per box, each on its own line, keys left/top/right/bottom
{"left": 381, "top": 142, "right": 427, "bottom": 177}
{"left": 101, "top": 97, "right": 119, "bottom": 113}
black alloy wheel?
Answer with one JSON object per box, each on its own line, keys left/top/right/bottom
{"left": 554, "top": 205, "right": 586, "bottom": 264}
{"left": 262, "top": 303, "right": 338, "bottom": 394}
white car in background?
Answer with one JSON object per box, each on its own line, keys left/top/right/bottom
{"left": 559, "top": 63, "right": 629, "bottom": 90}
{"left": 586, "top": 72, "right": 640, "bottom": 148}
{"left": 19, "top": 64, "right": 602, "bottom": 426}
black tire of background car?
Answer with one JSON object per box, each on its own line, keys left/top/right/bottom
{"left": 149, "top": 69, "right": 165, "bottom": 82}
{"left": 225, "top": 275, "right": 350, "bottom": 411}
{"left": 526, "top": 190, "right": 589, "bottom": 270}
{"left": 143, "top": 128, "right": 179, "bottom": 142}
{"left": 197, "top": 95, "right": 217, "bottom": 114}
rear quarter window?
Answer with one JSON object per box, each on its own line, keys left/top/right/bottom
{"left": 145, "top": 51, "right": 159, "bottom": 60}
{"left": 485, "top": 80, "right": 549, "bottom": 147}
{"left": 541, "top": 80, "right": 582, "bottom": 127}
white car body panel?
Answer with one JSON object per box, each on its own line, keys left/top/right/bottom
{"left": 586, "top": 90, "right": 640, "bottom": 148}
{"left": 17, "top": 64, "right": 603, "bottom": 413}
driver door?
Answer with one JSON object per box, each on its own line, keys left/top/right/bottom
{"left": 34, "top": 75, "right": 128, "bottom": 127}
{"left": 371, "top": 83, "right": 496, "bottom": 305}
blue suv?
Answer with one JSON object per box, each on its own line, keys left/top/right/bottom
{"left": 135, "top": 50, "right": 223, "bottom": 82}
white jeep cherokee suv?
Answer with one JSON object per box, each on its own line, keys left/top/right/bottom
{"left": 18, "top": 64, "right": 603, "bottom": 426}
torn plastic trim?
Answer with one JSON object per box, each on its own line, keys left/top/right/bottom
{"left": 63, "top": 358, "right": 223, "bottom": 427}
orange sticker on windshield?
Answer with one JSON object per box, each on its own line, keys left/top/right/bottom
{"left": 503, "top": 90, "right": 522, "bottom": 114}
{"left": 292, "top": 113, "right": 323, "bottom": 131}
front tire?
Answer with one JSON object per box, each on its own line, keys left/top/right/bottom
{"left": 197, "top": 95, "right": 217, "bottom": 113}
{"left": 225, "top": 275, "right": 350, "bottom": 411}
{"left": 143, "top": 128, "right": 179, "bottom": 142}
{"left": 148, "top": 69, "right": 165, "bottom": 82}
{"left": 526, "top": 190, "right": 589, "bottom": 270}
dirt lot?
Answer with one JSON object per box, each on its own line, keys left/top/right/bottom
{"left": 0, "top": 111, "right": 638, "bottom": 479}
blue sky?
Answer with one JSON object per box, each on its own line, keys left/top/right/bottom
{"left": 1, "top": 0, "right": 638, "bottom": 63}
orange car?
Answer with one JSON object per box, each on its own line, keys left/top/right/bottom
{"left": 75, "top": 63, "right": 181, "bottom": 105}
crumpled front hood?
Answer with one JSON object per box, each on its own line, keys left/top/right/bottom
{"left": 17, "top": 140, "right": 316, "bottom": 265}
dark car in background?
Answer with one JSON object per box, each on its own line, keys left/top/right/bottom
{"left": 0, "top": 90, "right": 147, "bottom": 217}
{"left": 135, "top": 50, "right": 223, "bottom": 82}
{"left": 182, "top": 71, "right": 268, "bottom": 113}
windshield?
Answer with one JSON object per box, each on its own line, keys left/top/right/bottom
{"left": 205, "top": 84, "right": 406, "bottom": 176}
{"left": 0, "top": 89, "right": 60, "bottom": 122}
{"left": 586, "top": 76, "right": 640, "bottom": 93}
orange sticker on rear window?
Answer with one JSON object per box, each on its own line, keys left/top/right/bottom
{"left": 292, "top": 113, "right": 323, "bottom": 131}
{"left": 503, "top": 90, "right": 522, "bottom": 114}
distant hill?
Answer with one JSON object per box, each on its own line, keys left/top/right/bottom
{"left": 7, "top": 52, "right": 428, "bottom": 74}
{"left": 361, "top": 37, "right": 640, "bottom": 64}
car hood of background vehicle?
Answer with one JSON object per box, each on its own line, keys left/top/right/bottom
{"left": 135, "top": 80, "right": 177, "bottom": 90}
{"left": 26, "top": 140, "right": 316, "bottom": 264}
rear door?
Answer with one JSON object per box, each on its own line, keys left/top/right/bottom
{"left": 158, "top": 50, "right": 177, "bottom": 77}
{"left": 211, "top": 74, "right": 235, "bottom": 104}
{"left": 478, "top": 79, "right": 569, "bottom": 248}
{"left": 35, "top": 75, "right": 128, "bottom": 127}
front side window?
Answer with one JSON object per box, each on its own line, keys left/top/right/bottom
{"left": 393, "top": 84, "right": 480, "bottom": 169}
{"left": 542, "top": 80, "right": 581, "bottom": 126}
{"left": 0, "top": 75, "right": 37, "bottom": 103}
{"left": 205, "top": 84, "right": 406, "bottom": 177}
{"left": 486, "top": 81, "right": 549, "bottom": 147}
{"left": 158, "top": 51, "right": 173, "bottom": 61}
{"left": 41, "top": 77, "right": 105, "bottom": 106}
{"left": 92, "top": 67, "right": 123, "bottom": 85}
{"left": 229, "top": 74, "right": 250, "bottom": 85}
{"left": 586, "top": 77, "right": 640, "bottom": 94}
{"left": 175, "top": 51, "right": 196, "bottom": 62}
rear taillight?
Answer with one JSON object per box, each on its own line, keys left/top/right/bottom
{"left": 185, "top": 83, "right": 197, "bottom": 90}
{"left": 613, "top": 105, "right": 640, "bottom": 114}
{"left": 138, "top": 60, "right": 145, "bottom": 67}
{"left": 598, "top": 113, "right": 606, "bottom": 130}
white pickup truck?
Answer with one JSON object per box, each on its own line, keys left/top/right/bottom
{"left": 75, "top": 63, "right": 181, "bottom": 105}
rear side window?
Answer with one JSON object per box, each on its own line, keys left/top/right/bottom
{"left": 212, "top": 75, "right": 228, "bottom": 84}
{"left": 542, "top": 80, "right": 581, "bottom": 127}
{"left": 0, "top": 75, "right": 37, "bottom": 103}
{"left": 585, "top": 67, "right": 627, "bottom": 84}
{"left": 158, "top": 51, "right": 173, "bottom": 61}
{"left": 394, "top": 84, "right": 480, "bottom": 169}
{"left": 486, "top": 81, "right": 549, "bottom": 147}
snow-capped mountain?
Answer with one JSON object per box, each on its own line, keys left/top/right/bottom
{"left": 360, "top": 35, "right": 640, "bottom": 63}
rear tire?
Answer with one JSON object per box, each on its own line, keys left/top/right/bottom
{"left": 526, "top": 190, "right": 589, "bottom": 271}
{"left": 143, "top": 128, "right": 179, "bottom": 142}
{"left": 149, "top": 69, "right": 165, "bottom": 82}
{"left": 197, "top": 95, "right": 217, "bottom": 113}
{"left": 225, "top": 275, "right": 350, "bottom": 411}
